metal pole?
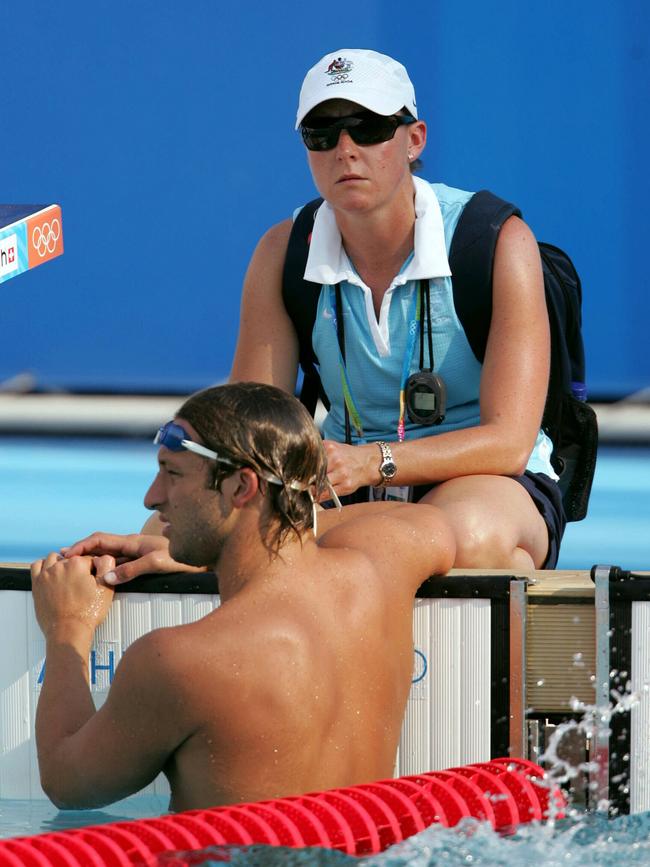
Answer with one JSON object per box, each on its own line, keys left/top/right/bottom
{"left": 509, "top": 579, "right": 527, "bottom": 757}
{"left": 592, "top": 565, "right": 612, "bottom": 809}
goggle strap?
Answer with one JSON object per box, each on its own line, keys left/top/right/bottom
{"left": 308, "top": 489, "right": 318, "bottom": 537}
{"left": 180, "top": 439, "right": 222, "bottom": 461}
{"left": 326, "top": 479, "right": 342, "bottom": 511}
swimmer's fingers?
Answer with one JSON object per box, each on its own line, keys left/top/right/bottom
{"left": 62, "top": 532, "right": 157, "bottom": 561}
{"left": 102, "top": 551, "right": 169, "bottom": 586}
{"left": 92, "top": 554, "right": 117, "bottom": 585}
{"left": 102, "top": 550, "right": 207, "bottom": 586}
{"left": 31, "top": 551, "right": 64, "bottom": 581}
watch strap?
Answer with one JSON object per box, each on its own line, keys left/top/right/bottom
{"left": 376, "top": 440, "right": 396, "bottom": 486}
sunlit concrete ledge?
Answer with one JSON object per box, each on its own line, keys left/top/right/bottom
{"left": 0, "top": 394, "right": 649, "bottom": 441}
{"left": 589, "top": 402, "right": 650, "bottom": 443}
{"left": 0, "top": 393, "right": 180, "bottom": 435}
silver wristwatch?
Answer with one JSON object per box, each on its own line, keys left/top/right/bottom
{"left": 376, "top": 441, "right": 397, "bottom": 486}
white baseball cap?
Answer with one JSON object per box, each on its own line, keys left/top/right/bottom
{"left": 295, "top": 49, "right": 418, "bottom": 129}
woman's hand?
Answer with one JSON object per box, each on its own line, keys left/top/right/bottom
{"left": 322, "top": 440, "right": 379, "bottom": 497}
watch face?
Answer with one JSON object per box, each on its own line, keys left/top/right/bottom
{"left": 382, "top": 461, "right": 397, "bottom": 479}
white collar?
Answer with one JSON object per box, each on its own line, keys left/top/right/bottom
{"left": 304, "top": 176, "right": 452, "bottom": 287}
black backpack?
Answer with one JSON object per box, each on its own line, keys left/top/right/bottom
{"left": 281, "top": 190, "right": 598, "bottom": 521}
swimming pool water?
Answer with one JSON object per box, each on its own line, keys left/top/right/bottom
{"left": 3, "top": 809, "right": 650, "bottom": 865}
{"left": 0, "top": 793, "right": 168, "bottom": 839}
{"left": 145, "top": 813, "right": 650, "bottom": 865}
{"left": 0, "top": 437, "right": 152, "bottom": 562}
{"left": 1, "top": 438, "right": 649, "bottom": 569}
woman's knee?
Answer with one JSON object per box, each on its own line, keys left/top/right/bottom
{"left": 421, "top": 477, "right": 547, "bottom": 569}
{"left": 450, "top": 519, "right": 519, "bottom": 568}
{"left": 425, "top": 503, "right": 529, "bottom": 568}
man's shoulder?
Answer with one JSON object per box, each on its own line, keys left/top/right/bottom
{"left": 124, "top": 619, "right": 211, "bottom": 674}
{"left": 317, "top": 504, "right": 427, "bottom": 565}
{"left": 316, "top": 502, "right": 456, "bottom": 590}
{"left": 118, "top": 613, "right": 244, "bottom": 704}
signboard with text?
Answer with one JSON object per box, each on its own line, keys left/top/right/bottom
{"left": 0, "top": 205, "right": 63, "bottom": 285}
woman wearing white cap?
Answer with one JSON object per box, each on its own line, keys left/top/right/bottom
{"left": 231, "top": 48, "right": 564, "bottom": 570}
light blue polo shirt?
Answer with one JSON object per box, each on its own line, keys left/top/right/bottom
{"left": 302, "top": 176, "right": 557, "bottom": 479}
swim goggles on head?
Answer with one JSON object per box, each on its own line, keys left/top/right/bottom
{"left": 153, "top": 420, "right": 341, "bottom": 505}
{"left": 155, "top": 420, "right": 290, "bottom": 489}
{"left": 154, "top": 420, "right": 341, "bottom": 535}
{"left": 300, "top": 112, "right": 416, "bottom": 152}
{"left": 154, "top": 420, "right": 229, "bottom": 462}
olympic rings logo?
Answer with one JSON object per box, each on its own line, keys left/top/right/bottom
{"left": 32, "top": 219, "right": 61, "bottom": 258}
{"left": 326, "top": 73, "right": 351, "bottom": 85}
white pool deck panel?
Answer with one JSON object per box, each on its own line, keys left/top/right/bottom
{"left": 0, "top": 573, "right": 502, "bottom": 801}
{"left": 3, "top": 567, "right": 650, "bottom": 812}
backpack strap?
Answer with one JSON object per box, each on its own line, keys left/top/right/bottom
{"left": 449, "top": 190, "right": 522, "bottom": 363}
{"left": 281, "top": 197, "right": 326, "bottom": 414}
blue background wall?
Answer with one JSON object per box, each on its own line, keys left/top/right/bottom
{"left": 2, "top": 0, "right": 648, "bottom": 397}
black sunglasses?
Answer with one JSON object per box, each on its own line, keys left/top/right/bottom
{"left": 300, "top": 113, "right": 416, "bottom": 152}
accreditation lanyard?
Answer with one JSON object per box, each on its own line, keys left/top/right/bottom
{"left": 327, "top": 273, "right": 422, "bottom": 443}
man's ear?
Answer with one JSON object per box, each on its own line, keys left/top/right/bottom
{"left": 229, "top": 467, "right": 261, "bottom": 509}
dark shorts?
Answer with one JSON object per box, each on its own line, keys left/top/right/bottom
{"left": 512, "top": 472, "right": 566, "bottom": 569}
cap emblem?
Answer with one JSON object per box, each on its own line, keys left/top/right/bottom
{"left": 325, "top": 57, "right": 353, "bottom": 85}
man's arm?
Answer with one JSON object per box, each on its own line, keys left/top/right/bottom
{"left": 32, "top": 554, "right": 191, "bottom": 807}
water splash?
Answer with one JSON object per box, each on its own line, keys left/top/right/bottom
{"left": 538, "top": 681, "right": 641, "bottom": 813}
{"left": 155, "top": 814, "right": 650, "bottom": 866}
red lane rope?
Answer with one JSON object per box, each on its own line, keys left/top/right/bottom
{"left": 0, "top": 760, "right": 565, "bottom": 866}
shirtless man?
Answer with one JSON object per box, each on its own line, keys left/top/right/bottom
{"left": 32, "top": 382, "right": 455, "bottom": 811}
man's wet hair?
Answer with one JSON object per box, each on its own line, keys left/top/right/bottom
{"left": 177, "top": 382, "right": 328, "bottom": 552}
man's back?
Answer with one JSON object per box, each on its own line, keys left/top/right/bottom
{"left": 33, "top": 385, "right": 455, "bottom": 813}
{"left": 123, "top": 504, "right": 451, "bottom": 810}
